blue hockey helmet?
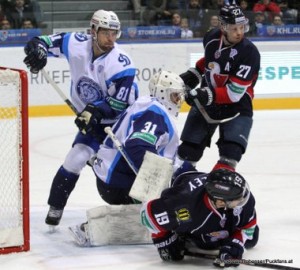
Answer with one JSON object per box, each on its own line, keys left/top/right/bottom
{"left": 219, "top": 2, "right": 249, "bottom": 32}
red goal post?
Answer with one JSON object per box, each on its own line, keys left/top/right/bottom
{"left": 0, "top": 67, "right": 30, "bottom": 254}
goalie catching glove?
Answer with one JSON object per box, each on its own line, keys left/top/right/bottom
{"left": 75, "top": 104, "right": 103, "bottom": 135}
{"left": 24, "top": 38, "right": 48, "bottom": 74}
{"left": 152, "top": 231, "right": 185, "bottom": 261}
{"left": 185, "top": 86, "right": 214, "bottom": 107}
{"left": 213, "top": 238, "right": 244, "bottom": 268}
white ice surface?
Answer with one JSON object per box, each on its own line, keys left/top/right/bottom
{"left": 0, "top": 110, "right": 300, "bottom": 270}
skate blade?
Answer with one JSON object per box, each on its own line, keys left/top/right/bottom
{"left": 47, "top": 225, "right": 57, "bottom": 234}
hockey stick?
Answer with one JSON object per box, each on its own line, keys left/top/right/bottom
{"left": 104, "top": 126, "right": 138, "bottom": 175}
{"left": 193, "top": 98, "right": 240, "bottom": 124}
{"left": 41, "top": 69, "right": 79, "bottom": 115}
{"left": 185, "top": 250, "right": 300, "bottom": 270}
{"left": 104, "top": 127, "right": 172, "bottom": 202}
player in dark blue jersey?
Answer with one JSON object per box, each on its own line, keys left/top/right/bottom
{"left": 178, "top": 1, "right": 261, "bottom": 172}
{"left": 141, "top": 168, "right": 259, "bottom": 268}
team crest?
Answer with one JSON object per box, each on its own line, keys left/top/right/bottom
{"left": 266, "top": 26, "right": 276, "bottom": 36}
{"left": 214, "top": 50, "right": 221, "bottom": 59}
{"left": 76, "top": 77, "right": 103, "bottom": 103}
{"left": 207, "top": 62, "right": 229, "bottom": 87}
{"left": 118, "top": 53, "right": 131, "bottom": 67}
{"left": 0, "top": 31, "right": 8, "bottom": 42}
{"left": 74, "top": 33, "right": 88, "bottom": 41}
{"left": 229, "top": 48, "right": 238, "bottom": 59}
{"left": 127, "top": 27, "right": 137, "bottom": 38}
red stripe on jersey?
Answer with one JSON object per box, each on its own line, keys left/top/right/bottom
{"left": 196, "top": 57, "right": 205, "bottom": 74}
{"left": 232, "top": 218, "right": 257, "bottom": 243}
{"left": 151, "top": 231, "right": 169, "bottom": 239}
{"left": 215, "top": 86, "right": 231, "bottom": 104}
{"left": 147, "top": 200, "right": 168, "bottom": 234}
{"left": 215, "top": 75, "right": 254, "bottom": 104}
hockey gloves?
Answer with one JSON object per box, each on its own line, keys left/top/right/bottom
{"left": 24, "top": 38, "right": 48, "bottom": 74}
{"left": 180, "top": 67, "right": 203, "bottom": 89}
{"left": 152, "top": 232, "right": 185, "bottom": 261}
{"left": 185, "top": 86, "right": 214, "bottom": 107}
{"left": 213, "top": 238, "right": 244, "bottom": 268}
{"left": 75, "top": 104, "right": 103, "bottom": 135}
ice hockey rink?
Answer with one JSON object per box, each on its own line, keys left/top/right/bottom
{"left": 1, "top": 110, "right": 300, "bottom": 270}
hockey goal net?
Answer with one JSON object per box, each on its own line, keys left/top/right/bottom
{"left": 0, "top": 67, "right": 30, "bottom": 254}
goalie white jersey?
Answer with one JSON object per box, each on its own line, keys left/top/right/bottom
{"left": 41, "top": 32, "right": 138, "bottom": 122}
{"left": 93, "top": 95, "right": 180, "bottom": 189}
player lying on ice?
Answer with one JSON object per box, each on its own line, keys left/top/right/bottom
{"left": 69, "top": 70, "right": 187, "bottom": 245}
{"left": 140, "top": 168, "right": 259, "bottom": 268}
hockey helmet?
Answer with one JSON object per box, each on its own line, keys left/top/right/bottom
{"left": 219, "top": 2, "right": 249, "bottom": 32}
{"left": 90, "top": 10, "right": 121, "bottom": 38}
{"left": 205, "top": 169, "right": 250, "bottom": 206}
{"left": 149, "top": 70, "right": 186, "bottom": 117}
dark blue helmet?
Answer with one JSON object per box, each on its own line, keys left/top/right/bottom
{"left": 205, "top": 169, "right": 249, "bottom": 202}
{"left": 219, "top": 4, "right": 248, "bottom": 26}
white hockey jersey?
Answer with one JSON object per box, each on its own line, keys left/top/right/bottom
{"left": 40, "top": 32, "right": 138, "bottom": 123}
{"left": 93, "top": 96, "right": 180, "bottom": 189}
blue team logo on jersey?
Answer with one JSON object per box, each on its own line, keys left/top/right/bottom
{"left": 76, "top": 77, "right": 103, "bottom": 103}
{"left": 74, "top": 33, "right": 88, "bottom": 42}
{"left": 118, "top": 53, "right": 131, "bottom": 67}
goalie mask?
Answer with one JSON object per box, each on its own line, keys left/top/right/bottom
{"left": 90, "top": 10, "right": 121, "bottom": 39}
{"left": 149, "top": 70, "right": 186, "bottom": 117}
{"left": 205, "top": 169, "right": 250, "bottom": 208}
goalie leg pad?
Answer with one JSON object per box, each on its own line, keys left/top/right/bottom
{"left": 86, "top": 204, "right": 152, "bottom": 246}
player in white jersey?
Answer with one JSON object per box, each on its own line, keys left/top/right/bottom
{"left": 23, "top": 10, "right": 138, "bottom": 226}
{"left": 68, "top": 70, "right": 186, "bottom": 247}
{"left": 93, "top": 70, "right": 185, "bottom": 204}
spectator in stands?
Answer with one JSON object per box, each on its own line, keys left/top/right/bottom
{"left": 249, "top": 11, "right": 267, "bottom": 36}
{"left": 142, "top": 0, "right": 168, "bottom": 25}
{"left": 208, "top": 14, "right": 219, "bottom": 30}
{"left": 171, "top": 11, "right": 181, "bottom": 27}
{"left": 272, "top": 14, "right": 285, "bottom": 25}
{"left": 205, "top": 0, "right": 224, "bottom": 10}
{"left": 142, "top": 0, "right": 179, "bottom": 26}
{"left": 21, "top": 17, "right": 35, "bottom": 28}
{"left": 275, "top": 0, "right": 298, "bottom": 24}
{"left": 253, "top": 0, "right": 281, "bottom": 23}
{"left": 27, "top": 0, "right": 45, "bottom": 28}
{"left": 0, "top": 3, "right": 5, "bottom": 21}
{"left": 180, "top": 17, "right": 193, "bottom": 38}
{"left": 240, "top": 0, "right": 254, "bottom": 20}
{"left": 0, "top": 18, "right": 11, "bottom": 29}
{"left": 184, "top": 0, "right": 205, "bottom": 38}
{"left": 6, "top": 0, "right": 37, "bottom": 28}
{"left": 129, "top": 0, "right": 143, "bottom": 20}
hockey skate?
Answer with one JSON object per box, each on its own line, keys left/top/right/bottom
{"left": 45, "top": 206, "right": 64, "bottom": 226}
{"left": 69, "top": 223, "right": 90, "bottom": 247}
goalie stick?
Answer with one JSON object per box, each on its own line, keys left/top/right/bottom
{"left": 41, "top": 69, "right": 79, "bottom": 115}
{"left": 104, "top": 126, "right": 172, "bottom": 202}
{"left": 104, "top": 126, "right": 138, "bottom": 175}
{"left": 184, "top": 250, "right": 300, "bottom": 270}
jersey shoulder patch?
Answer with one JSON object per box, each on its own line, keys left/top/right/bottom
{"left": 74, "top": 33, "right": 88, "bottom": 42}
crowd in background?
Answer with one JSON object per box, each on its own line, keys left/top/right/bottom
{"left": 1, "top": 0, "right": 300, "bottom": 38}
{"left": 129, "top": 0, "right": 300, "bottom": 38}
{"left": 0, "top": 0, "right": 44, "bottom": 30}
